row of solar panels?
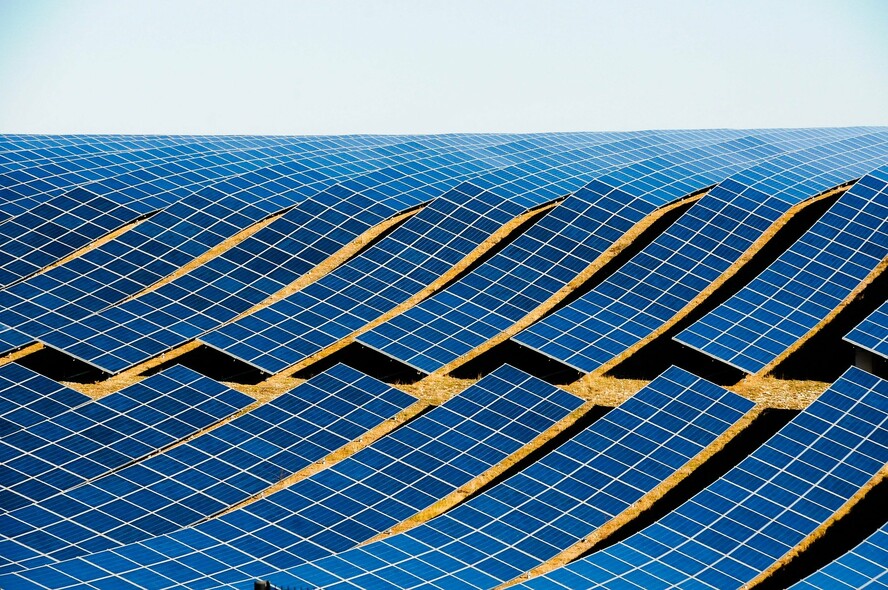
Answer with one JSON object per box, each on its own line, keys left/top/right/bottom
{"left": 0, "top": 128, "right": 885, "bottom": 383}
{"left": 0, "top": 358, "right": 884, "bottom": 588}
{"left": 0, "top": 130, "right": 886, "bottom": 589}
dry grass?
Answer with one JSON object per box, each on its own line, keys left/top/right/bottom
{"left": 758, "top": 256, "right": 888, "bottom": 377}
{"left": 563, "top": 374, "right": 651, "bottom": 406}
{"left": 729, "top": 374, "right": 829, "bottom": 409}
{"left": 585, "top": 185, "right": 850, "bottom": 379}
{"left": 432, "top": 192, "right": 706, "bottom": 377}
{"left": 745, "top": 465, "right": 888, "bottom": 589}
{"left": 500, "top": 404, "right": 765, "bottom": 588}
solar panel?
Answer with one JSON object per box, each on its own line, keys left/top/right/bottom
{"left": 35, "top": 132, "right": 642, "bottom": 374}
{"left": 258, "top": 366, "right": 754, "bottom": 590}
{"left": 201, "top": 132, "right": 745, "bottom": 375}
{"left": 845, "top": 301, "right": 888, "bottom": 361}
{"left": 0, "top": 364, "right": 583, "bottom": 589}
{"left": 513, "top": 132, "right": 888, "bottom": 374}
{"left": 0, "top": 364, "right": 89, "bottom": 439}
{"left": 676, "top": 165, "right": 888, "bottom": 374}
{"left": 0, "top": 365, "right": 253, "bottom": 512}
{"left": 357, "top": 129, "right": 862, "bottom": 374}
{"left": 511, "top": 366, "right": 888, "bottom": 590}
{"left": 0, "top": 363, "right": 415, "bottom": 573}
{"left": 789, "top": 522, "right": 888, "bottom": 589}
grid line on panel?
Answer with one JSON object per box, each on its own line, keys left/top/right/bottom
{"left": 0, "top": 364, "right": 415, "bottom": 573}
{"left": 512, "top": 366, "right": 888, "bottom": 590}
{"left": 260, "top": 366, "right": 755, "bottom": 590}
{"left": 0, "top": 365, "right": 254, "bottom": 513}
{"left": 0, "top": 365, "right": 584, "bottom": 589}
{"left": 676, "top": 166, "right": 888, "bottom": 374}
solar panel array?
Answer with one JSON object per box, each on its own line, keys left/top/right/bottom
{"left": 845, "top": 300, "right": 888, "bottom": 361}
{"left": 357, "top": 129, "right": 860, "bottom": 373}
{"left": 0, "top": 364, "right": 583, "bottom": 589}
{"left": 0, "top": 365, "right": 253, "bottom": 512}
{"left": 201, "top": 131, "right": 750, "bottom": 374}
{"left": 0, "top": 134, "right": 539, "bottom": 341}
{"left": 513, "top": 366, "right": 888, "bottom": 589}
{"left": 265, "top": 366, "right": 754, "bottom": 589}
{"left": 37, "top": 132, "right": 635, "bottom": 373}
{"left": 789, "top": 521, "right": 888, "bottom": 589}
{"left": 0, "top": 363, "right": 415, "bottom": 573}
{"left": 0, "top": 129, "right": 887, "bottom": 589}
{"left": 676, "top": 165, "right": 888, "bottom": 374}
{"left": 513, "top": 132, "right": 888, "bottom": 373}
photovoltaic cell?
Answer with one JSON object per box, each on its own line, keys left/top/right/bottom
{"left": 513, "top": 132, "right": 888, "bottom": 373}
{"left": 260, "top": 367, "right": 754, "bottom": 590}
{"left": 0, "top": 364, "right": 583, "bottom": 589}
{"left": 845, "top": 301, "right": 888, "bottom": 361}
{"left": 0, "top": 364, "right": 89, "bottom": 439}
{"left": 0, "top": 364, "right": 415, "bottom": 573}
{"left": 357, "top": 129, "right": 860, "bottom": 373}
{"left": 789, "top": 522, "right": 888, "bottom": 589}
{"left": 0, "top": 365, "right": 253, "bottom": 512}
{"left": 512, "top": 366, "right": 888, "bottom": 590}
{"left": 676, "top": 165, "right": 888, "bottom": 374}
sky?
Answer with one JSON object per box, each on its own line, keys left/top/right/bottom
{"left": 0, "top": 0, "right": 886, "bottom": 135}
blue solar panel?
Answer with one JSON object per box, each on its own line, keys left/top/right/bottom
{"left": 258, "top": 366, "right": 754, "bottom": 589}
{"left": 0, "top": 364, "right": 89, "bottom": 439}
{"left": 512, "top": 366, "right": 888, "bottom": 590}
{"left": 0, "top": 365, "right": 253, "bottom": 512}
{"left": 676, "top": 165, "right": 888, "bottom": 374}
{"left": 0, "top": 364, "right": 583, "bottom": 589}
{"left": 0, "top": 364, "right": 415, "bottom": 573}
{"left": 514, "top": 132, "right": 888, "bottom": 374}
{"left": 790, "top": 522, "right": 888, "bottom": 589}
{"left": 357, "top": 129, "right": 862, "bottom": 374}
{"left": 845, "top": 301, "right": 888, "bottom": 361}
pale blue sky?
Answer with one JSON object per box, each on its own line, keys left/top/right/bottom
{"left": 0, "top": 0, "right": 885, "bottom": 134}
